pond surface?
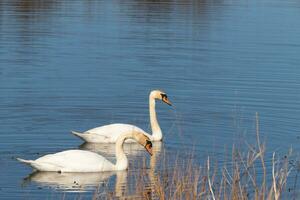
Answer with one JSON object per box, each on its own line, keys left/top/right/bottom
{"left": 1, "top": 0, "right": 300, "bottom": 199}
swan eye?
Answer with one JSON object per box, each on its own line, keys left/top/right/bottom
{"left": 145, "top": 140, "right": 152, "bottom": 148}
{"left": 161, "top": 93, "right": 168, "bottom": 100}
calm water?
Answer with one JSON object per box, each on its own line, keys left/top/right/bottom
{"left": 1, "top": 0, "right": 300, "bottom": 199}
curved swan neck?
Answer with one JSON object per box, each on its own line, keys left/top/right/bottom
{"left": 115, "top": 133, "right": 131, "bottom": 171}
{"left": 149, "top": 95, "right": 162, "bottom": 141}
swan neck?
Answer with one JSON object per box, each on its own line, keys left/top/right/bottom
{"left": 149, "top": 96, "right": 162, "bottom": 141}
{"left": 115, "top": 133, "right": 130, "bottom": 171}
{"left": 115, "top": 171, "right": 127, "bottom": 196}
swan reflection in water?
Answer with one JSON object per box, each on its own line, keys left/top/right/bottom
{"left": 79, "top": 141, "right": 162, "bottom": 157}
{"left": 23, "top": 170, "right": 128, "bottom": 194}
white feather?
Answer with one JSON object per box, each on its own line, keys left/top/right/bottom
{"left": 71, "top": 90, "right": 170, "bottom": 143}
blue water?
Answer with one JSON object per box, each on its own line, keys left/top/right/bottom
{"left": 1, "top": 0, "right": 300, "bottom": 199}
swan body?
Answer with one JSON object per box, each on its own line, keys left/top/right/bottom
{"left": 72, "top": 123, "right": 147, "bottom": 143}
{"left": 72, "top": 90, "right": 172, "bottom": 143}
{"left": 18, "top": 150, "right": 114, "bottom": 172}
{"left": 17, "top": 131, "right": 152, "bottom": 172}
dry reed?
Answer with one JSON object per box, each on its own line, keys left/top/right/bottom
{"left": 96, "top": 113, "right": 294, "bottom": 200}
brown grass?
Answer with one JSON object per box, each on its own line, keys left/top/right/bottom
{"left": 96, "top": 113, "right": 294, "bottom": 200}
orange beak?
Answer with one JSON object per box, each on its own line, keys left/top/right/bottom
{"left": 145, "top": 142, "right": 153, "bottom": 156}
{"left": 162, "top": 98, "right": 172, "bottom": 106}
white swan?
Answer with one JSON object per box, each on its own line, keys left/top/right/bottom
{"left": 71, "top": 90, "right": 172, "bottom": 143}
{"left": 17, "top": 131, "right": 153, "bottom": 172}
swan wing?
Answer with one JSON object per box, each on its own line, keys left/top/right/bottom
{"left": 74, "top": 123, "right": 150, "bottom": 143}
{"left": 28, "top": 150, "right": 115, "bottom": 172}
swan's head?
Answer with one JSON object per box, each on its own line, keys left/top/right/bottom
{"left": 150, "top": 90, "right": 172, "bottom": 106}
{"left": 134, "top": 132, "right": 153, "bottom": 156}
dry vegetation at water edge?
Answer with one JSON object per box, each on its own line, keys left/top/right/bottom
{"left": 99, "top": 113, "right": 295, "bottom": 200}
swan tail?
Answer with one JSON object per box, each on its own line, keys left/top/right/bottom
{"left": 71, "top": 131, "right": 88, "bottom": 141}
{"left": 17, "top": 158, "right": 34, "bottom": 165}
